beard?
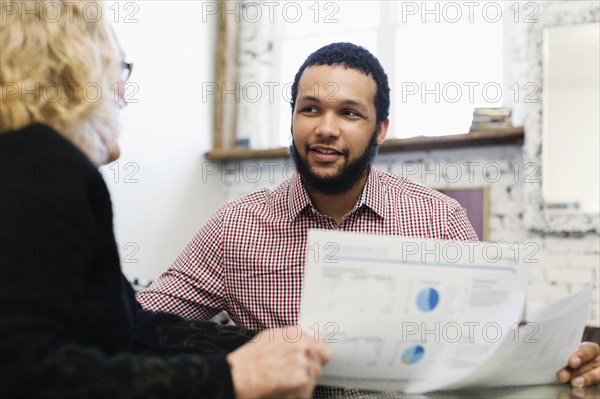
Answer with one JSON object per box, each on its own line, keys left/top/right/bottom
{"left": 289, "top": 128, "right": 380, "bottom": 195}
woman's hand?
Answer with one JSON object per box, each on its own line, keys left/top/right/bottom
{"left": 227, "top": 326, "right": 331, "bottom": 398}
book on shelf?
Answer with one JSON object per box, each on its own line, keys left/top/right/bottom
{"left": 473, "top": 107, "right": 512, "bottom": 117}
{"left": 470, "top": 107, "right": 513, "bottom": 131}
{"left": 472, "top": 114, "right": 511, "bottom": 123}
{"left": 470, "top": 121, "right": 514, "bottom": 130}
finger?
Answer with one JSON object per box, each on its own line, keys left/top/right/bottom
{"left": 558, "top": 353, "right": 600, "bottom": 384}
{"left": 570, "top": 367, "right": 600, "bottom": 388}
{"left": 319, "top": 342, "right": 332, "bottom": 363}
{"left": 307, "top": 360, "right": 323, "bottom": 380}
{"left": 295, "top": 386, "right": 316, "bottom": 399}
{"left": 570, "top": 360, "right": 600, "bottom": 379}
{"left": 569, "top": 342, "right": 600, "bottom": 369}
{"left": 305, "top": 348, "right": 324, "bottom": 379}
{"left": 303, "top": 342, "right": 329, "bottom": 367}
{"left": 557, "top": 368, "right": 571, "bottom": 383}
{"left": 296, "top": 327, "right": 332, "bottom": 364}
{"left": 310, "top": 341, "right": 332, "bottom": 364}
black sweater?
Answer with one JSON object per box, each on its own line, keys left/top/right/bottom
{"left": 0, "top": 124, "right": 253, "bottom": 398}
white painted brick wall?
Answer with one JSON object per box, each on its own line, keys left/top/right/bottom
{"left": 217, "top": 144, "right": 600, "bottom": 326}
{"left": 546, "top": 269, "right": 595, "bottom": 286}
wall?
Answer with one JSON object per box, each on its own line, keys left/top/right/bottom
{"left": 102, "top": 2, "right": 225, "bottom": 281}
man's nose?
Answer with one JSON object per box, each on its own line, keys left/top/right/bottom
{"left": 315, "top": 112, "right": 340, "bottom": 140}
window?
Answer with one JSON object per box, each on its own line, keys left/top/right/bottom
{"left": 269, "top": 1, "right": 505, "bottom": 148}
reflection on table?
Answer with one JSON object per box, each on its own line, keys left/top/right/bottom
{"left": 334, "top": 384, "right": 600, "bottom": 399}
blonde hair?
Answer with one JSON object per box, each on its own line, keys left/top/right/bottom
{"left": 0, "top": 0, "right": 121, "bottom": 164}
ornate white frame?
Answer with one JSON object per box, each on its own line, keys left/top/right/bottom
{"left": 524, "top": 2, "right": 600, "bottom": 234}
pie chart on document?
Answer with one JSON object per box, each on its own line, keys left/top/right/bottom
{"left": 417, "top": 287, "right": 440, "bottom": 312}
{"left": 401, "top": 345, "right": 425, "bottom": 365}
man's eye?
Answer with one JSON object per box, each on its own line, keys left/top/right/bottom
{"left": 343, "top": 110, "right": 360, "bottom": 117}
{"left": 302, "top": 106, "right": 318, "bottom": 113}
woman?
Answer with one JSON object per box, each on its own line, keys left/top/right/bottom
{"left": 0, "top": 1, "right": 329, "bottom": 398}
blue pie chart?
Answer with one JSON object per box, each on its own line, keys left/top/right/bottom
{"left": 401, "top": 345, "right": 425, "bottom": 365}
{"left": 417, "top": 288, "right": 439, "bottom": 312}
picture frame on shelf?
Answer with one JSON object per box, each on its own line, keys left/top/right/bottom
{"left": 436, "top": 186, "right": 489, "bottom": 241}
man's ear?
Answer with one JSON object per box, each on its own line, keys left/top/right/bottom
{"left": 376, "top": 119, "right": 389, "bottom": 145}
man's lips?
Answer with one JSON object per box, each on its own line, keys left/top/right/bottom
{"left": 308, "top": 146, "right": 344, "bottom": 163}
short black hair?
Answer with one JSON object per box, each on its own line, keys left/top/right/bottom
{"left": 290, "top": 42, "right": 390, "bottom": 126}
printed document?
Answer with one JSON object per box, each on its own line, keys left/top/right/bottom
{"left": 299, "top": 230, "right": 591, "bottom": 393}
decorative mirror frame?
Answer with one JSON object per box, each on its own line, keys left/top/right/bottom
{"left": 524, "top": 2, "right": 599, "bottom": 234}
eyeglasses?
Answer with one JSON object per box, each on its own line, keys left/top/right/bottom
{"left": 121, "top": 60, "right": 133, "bottom": 82}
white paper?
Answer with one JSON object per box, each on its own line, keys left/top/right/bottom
{"left": 300, "top": 229, "right": 542, "bottom": 393}
{"left": 446, "top": 283, "right": 592, "bottom": 389}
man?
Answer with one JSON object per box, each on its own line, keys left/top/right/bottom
{"left": 138, "top": 42, "right": 599, "bottom": 387}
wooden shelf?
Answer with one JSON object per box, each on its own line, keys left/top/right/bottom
{"left": 205, "top": 127, "right": 524, "bottom": 162}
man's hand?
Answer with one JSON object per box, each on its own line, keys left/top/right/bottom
{"left": 227, "top": 326, "right": 331, "bottom": 398}
{"left": 557, "top": 342, "right": 600, "bottom": 387}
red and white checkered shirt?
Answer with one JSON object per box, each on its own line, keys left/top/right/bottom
{"left": 137, "top": 167, "right": 478, "bottom": 330}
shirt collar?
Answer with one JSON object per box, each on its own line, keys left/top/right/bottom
{"left": 287, "top": 166, "right": 388, "bottom": 221}
{"left": 288, "top": 173, "right": 312, "bottom": 221}
{"left": 355, "top": 165, "right": 387, "bottom": 219}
